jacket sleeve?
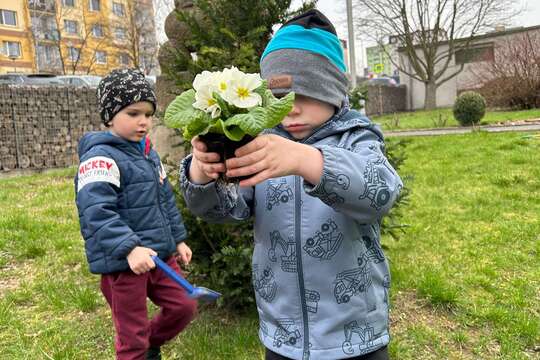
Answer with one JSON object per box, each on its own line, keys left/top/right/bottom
{"left": 303, "top": 129, "right": 403, "bottom": 223}
{"left": 163, "top": 177, "right": 188, "bottom": 244}
{"left": 75, "top": 152, "right": 141, "bottom": 259}
{"left": 179, "top": 154, "right": 253, "bottom": 223}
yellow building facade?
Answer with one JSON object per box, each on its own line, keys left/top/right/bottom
{"left": 0, "top": 0, "right": 36, "bottom": 73}
{"left": 0, "top": 0, "right": 157, "bottom": 76}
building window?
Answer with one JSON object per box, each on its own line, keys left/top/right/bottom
{"left": 92, "top": 24, "right": 103, "bottom": 37}
{"left": 36, "top": 44, "right": 60, "bottom": 66}
{"left": 68, "top": 46, "right": 80, "bottom": 61}
{"left": 89, "top": 0, "right": 100, "bottom": 11}
{"left": 3, "top": 41, "right": 21, "bottom": 58}
{"left": 0, "top": 9, "right": 17, "bottom": 26}
{"left": 114, "top": 27, "right": 127, "bottom": 40}
{"left": 113, "top": 2, "right": 125, "bottom": 17}
{"left": 62, "top": 0, "right": 75, "bottom": 7}
{"left": 455, "top": 44, "right": 495, "bottom": 65}
{"left": 64, "top": 19, "right": 78, "bottom": 35}
{"left": 119, "top": 53, "right": 130, "bottom": 66}
{"left": 95, "top": 51, "right": 107, "bottom": 64}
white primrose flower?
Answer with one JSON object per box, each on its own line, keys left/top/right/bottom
{"left": 222, "top": 71, "right": 263, "bottom": 109}
{"left": 193, "top": 84, "right": 221, "bottom": 118}
{"left": 215, "top": 66, "right": 238, "bottom": 94}
{"left": 193, "top": 70, "right": 217, "bottom": 92}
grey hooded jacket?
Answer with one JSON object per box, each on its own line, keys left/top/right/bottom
{"left": 180, "top": 105, "right": 403, "bottom": 359}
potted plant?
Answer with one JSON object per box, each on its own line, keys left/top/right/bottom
{"left": 164, "top": 66, "right": 294, "bottom": 181}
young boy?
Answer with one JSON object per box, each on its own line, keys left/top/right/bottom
{"left": 75, "top": 69, "right": 197, "bottom": 360}
{"left": 181, "top": 10, "right": 402, "bottom": 360}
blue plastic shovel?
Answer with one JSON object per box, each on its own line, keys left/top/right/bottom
{"left": 151, "top": 256, "right": 221, "bottom": 303}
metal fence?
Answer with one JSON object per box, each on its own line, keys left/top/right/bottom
{"left": 0, "top": 85, "right": 102, "bottom": 172}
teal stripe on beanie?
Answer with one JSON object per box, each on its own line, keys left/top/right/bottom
{"left": 261, "top": 24, "right": 346, "bottom": 72}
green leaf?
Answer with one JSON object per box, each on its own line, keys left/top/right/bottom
{"left": 266, "top": 92, "right": 295, "bottom": 125}
{"left": 164, "top": 90, "right": 206, "bottom": 128}
{"left": 183, "top": 120, "right": 213, "bottom": 141}
{"left": 224, "top": 92, "right": 295, "bottom": 137}
{"left": 213, "top": 91, "right": 232, "bottom": 118}
{"left": 164, "top": 89, "right": 214, "bottom": 140}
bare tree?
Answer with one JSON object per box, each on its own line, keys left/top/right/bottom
{"left": 112, "top": 0, "right": 161, "bottom": 75}
{"left": 354, "top": 0, "right": 521, "bottom": 109}
{"left": 28, "top": 0, "right": 109, "bottom": 75}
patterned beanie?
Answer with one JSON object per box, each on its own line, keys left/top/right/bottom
{"left": 97, "top": 68, "right": 157, "bottom": 124}
{"left": 260, "top": 9, "right": 349, "bottom": 109}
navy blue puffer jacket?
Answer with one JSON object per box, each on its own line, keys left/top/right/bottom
{"left": 75, "top": 131, "right": 186, "bottom": 274}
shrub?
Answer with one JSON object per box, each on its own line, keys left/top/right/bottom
{"left": 453, "top": 91, "right": 486, "bottom": 126}
{"left": 349, "top": 85, "right": 368, "bottom": 110}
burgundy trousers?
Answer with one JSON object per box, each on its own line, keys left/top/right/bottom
{"left": 100, "top": 256, "right": 198, "bottom": 360}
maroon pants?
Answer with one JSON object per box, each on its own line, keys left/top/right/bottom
{"left": 100, "top": 257, "right": 198, "bottom": 360}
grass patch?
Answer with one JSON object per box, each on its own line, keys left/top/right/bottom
{"left": 0, "top": 133, "right": 539, "bottom": 358}
{"left": 386, "top": 131, "right": 540, "bottom": 359}
{"left": 373, "top": 107, "right": 540, "bottom": 131}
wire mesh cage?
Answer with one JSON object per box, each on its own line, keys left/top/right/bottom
{"left": 0, "top": 84, "right": 103, "bottom": 172}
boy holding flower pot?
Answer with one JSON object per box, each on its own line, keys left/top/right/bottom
{"left": 181, "top": 10, "right": 402, "bottom": 360}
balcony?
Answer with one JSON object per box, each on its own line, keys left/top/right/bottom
{"left": 28, "top": 0, "right": 56, "bottom": 13}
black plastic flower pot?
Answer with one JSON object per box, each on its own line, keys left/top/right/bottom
{"left": 199, "top": 133, "right": 255, "bottom": 182}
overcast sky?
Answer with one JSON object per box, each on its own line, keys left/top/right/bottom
{"left": 293, "top": 0, "right": 540, "bottom": 68}
{"left": 156, "top": 0, "right": 540, "bottom": 69}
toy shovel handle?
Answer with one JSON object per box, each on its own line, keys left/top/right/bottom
{"left": 151, "top": 256, "right": 194, "bottom": 294}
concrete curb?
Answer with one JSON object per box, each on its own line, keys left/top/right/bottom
{"left": 385, "top": 122, "right": 540, "bottom": 137}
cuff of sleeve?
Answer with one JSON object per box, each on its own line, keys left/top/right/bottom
{"left": 174, "top": 225, "right": 187, "bottom": 244}
{"left": 112, "top": 236, "right": 141, "bottom": 259}
{"left": 303, "top": 144, "right": 337, "bottom": 195}
{"left": 180, "top": 155, "right": 217, "bottom": 195}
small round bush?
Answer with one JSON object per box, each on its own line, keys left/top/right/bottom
{"left": 453, "top": 91, "right": 487, "bottom": 126}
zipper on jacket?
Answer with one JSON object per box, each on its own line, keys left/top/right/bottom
{"left": 295, "top": 176, "right": 310, "bottom": 359}
{"left": 147, "top": 154, "right": 170, "bottom": 243}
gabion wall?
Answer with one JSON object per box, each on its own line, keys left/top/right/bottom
{"left": 0, "top": 85, "right": 103, "bottom": 171}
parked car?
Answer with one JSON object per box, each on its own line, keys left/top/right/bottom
{"left": 58, "top": 75, "right": 102, "bottom": 88}
{"left": 0, "top": 73, "right": 64, "bottom": 86}
{"left": 367, "top": 77, "right": 398, "bottom": 87}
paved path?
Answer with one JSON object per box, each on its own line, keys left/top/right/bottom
{"left": 385, "top": 122, "right": 540, "bottom": 137}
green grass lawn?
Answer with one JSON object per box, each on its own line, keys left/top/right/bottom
{"left": 0, "top": 132, "right": 539, "bottom": 359}
{"left": 373, "top": 108, "right": 540, "bottom": 131}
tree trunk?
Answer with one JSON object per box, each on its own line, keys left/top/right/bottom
{"left": 424, "top": 81, "right": 438, "bottom": 110}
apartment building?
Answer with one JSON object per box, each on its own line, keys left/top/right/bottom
{"left": 0, "top": 0, "right": 159, "bottom": 75}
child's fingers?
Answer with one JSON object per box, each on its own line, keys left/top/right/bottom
{"left": 200, "top": 162, "right": 226, "bottom": 175}
{"left": 235, "top": 136, "right": 266, "bottom": 157}
{"left": 239, "top": 169, "right": 271, "bottom": 187}
{"left": 191, "top": 136, "right": 207, "bottom": 152}
{"left": 193, "top": 148, "right": 221, "bottom": 163}
{"left": 177, "top": 251, "right": 188, "bottom": 265}
{"left": 226, "top": 148, "right": 265, "bottom": 169}
{"left": 226, "top": 160, "right": 266, "bottom": 178}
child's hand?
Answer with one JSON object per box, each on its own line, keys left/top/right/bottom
{"left": 225, "top": 134, "right": 323, "bottom": 187}
{"left": 189, "top": 136, "right": 226, "bottom": 184}
{"left": 127, "top": 246, "right": 157, "bottom": 275}
{"left": 176, "top": 242, "right": 192, "bottom": 266}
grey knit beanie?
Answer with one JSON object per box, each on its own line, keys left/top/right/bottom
{"left": 260, "top": 10, "right": 349, "bottom": 108}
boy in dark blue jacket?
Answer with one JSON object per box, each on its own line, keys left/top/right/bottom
{"left": 75, "top": 69, "right": 196, "bottom": 360}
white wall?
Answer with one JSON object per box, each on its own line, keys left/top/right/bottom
{"left": 399, "top": 27, "right": 540, "bottom": 109}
